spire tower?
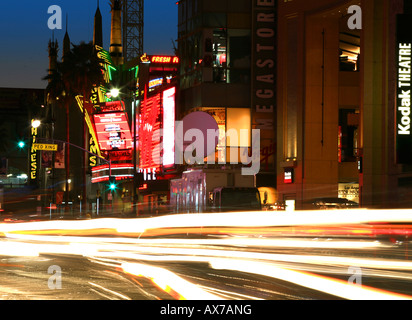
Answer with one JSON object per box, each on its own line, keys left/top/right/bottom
{"left": 94, "top": 0, "right": 103, "bottom": 48}
{"left": 48, "top": 35, "right": 58, "bottom": 77}
{"left": 110, "top": 0, "right": 123, "bottom": 65}
{"left": 63, "top": 14, "right": 71, "bottom": 60}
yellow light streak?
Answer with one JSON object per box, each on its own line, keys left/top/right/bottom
{"left": 121, "top": 262, "right": 224, "bottom": 300}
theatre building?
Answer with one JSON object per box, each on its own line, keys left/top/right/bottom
{"left": 276, "top": 0, "right": 412, "bottom": 209}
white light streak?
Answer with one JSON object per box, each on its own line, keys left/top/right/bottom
{"left": 209, "top": 259, "right": 412, "bottom": 300}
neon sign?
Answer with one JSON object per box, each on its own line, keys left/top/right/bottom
{"left": 94, "top": 112, "right": 133, "bottom": 151}
{"left": 91, "top": 163, "right": 134, "bottom": 184}
{"left": 98, "top": 101, "right": 125, "bottom": 113}
{"left": 150, "top": 55, "right": 179, "bottom": 64}
{"left": 138, "top": 168, "right": 157, "bottom": 181}
{"left": 30, "top": 121, "right": 38, "bottom": 181}
{"left": 139, "top": 93, "right": 161, "bottom": 170}
{"left": 149, "top": 78, "right": 163, "bottom": 89}
{"left": 76, "top": 96, "right": 102, "bottom": 160}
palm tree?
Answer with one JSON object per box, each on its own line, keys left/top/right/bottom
{"left": 43, "top": 60, "right": 74, "bottom": 213}
{"left": 0, "top": 121, "right": 9, "bottom": 153}
{"left": 67, "top": 42, "right": 105, "bottom": 206}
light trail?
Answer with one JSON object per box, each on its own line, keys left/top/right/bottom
{"left": 1, "top": 209, "right": 412, "bottom": 236}
{"left": 3, "top": 232, "right": 388, "bottom": 250}
{"left": 209, "top": 259, "right": 412, "bottom": 300}
{"left": 1, "top": 209, "right": 412, "bottom": 300}
{"left": 1, "top": 233, "right": 412, "bottom": 299}
{"left": 88, "top": 282, "right": 131, "bottom": 300}
{"left": 120, "top": 262, "right": 224, "bottom": 300}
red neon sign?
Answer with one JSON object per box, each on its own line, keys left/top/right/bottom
{"left": 139, "top": 93, "right": 161, "bottom": 170}
{"left": 91, "top": 163, "right": 134, "bottom": 184}
{"left": 150, "top": 55, "right": 179, "bottom": 64}
{"left": 93, "top": 112, "right": 133, "bottom": 151}
{"left": 98, "top": 101, "right": 125, "bottom": 113}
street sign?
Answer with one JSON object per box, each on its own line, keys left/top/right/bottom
{"left": 56, "top": 191, "right": 64, "bottom": 205}
{"left": 33, "top": 143, "right": 58, "bottom": 151}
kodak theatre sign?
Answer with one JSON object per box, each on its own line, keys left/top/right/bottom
{"left": 396, "top": 14, "right": 412, "bottom": 164}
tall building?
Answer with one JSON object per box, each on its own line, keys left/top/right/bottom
{"left": 0, "top": 88, "right": 44, "bottom": 180}
{"left": 0, "top": 87, "right": 44, "bottom": 213}
{"left": 177, "top": 0, "right": 276, "bottom": 190}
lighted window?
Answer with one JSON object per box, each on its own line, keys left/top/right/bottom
{"left": 213, "top": 28, "right": 227, "bottom": 83}
{"left": 338, "top": 109, "right": 359, "bottom": 162}
{"left": 339, "top": 16, "right": 360, "bottom": 72}
{"left": 226, "top": 108, "right": 251, "bottom": 147}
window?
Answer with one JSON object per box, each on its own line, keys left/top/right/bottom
{"left": 339, "top": 109, "right": 359, "bottom": 162}
{"left": 213, "top": 28, "right": 227, "bottom": 83}
{"left": 212, "top": 28, "right": 251, "bottom": 84}
{"left": 339, "top": 16, "right": 360, "bottom": 72}
{"left": 227, "top": 29, "right": 251, "bottom": 84}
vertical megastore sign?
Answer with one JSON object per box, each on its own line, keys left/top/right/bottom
{"left": 252, "top": 0, "right": 277, "bottom": 174}
{"left": 396, "top": 14, "right": 412, "bottom": 164}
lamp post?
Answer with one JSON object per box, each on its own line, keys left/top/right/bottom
{"left": 132, "top": 89, "right": 139, "bottom": 217}
{"left": 109, "top": 85, "right": 138, "bottom": 216}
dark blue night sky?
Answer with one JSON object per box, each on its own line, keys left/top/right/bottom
{"left": 0, "top": 0, "right": 177, "bottom": 89}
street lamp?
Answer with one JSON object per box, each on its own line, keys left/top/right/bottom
{"left": 32, "top": 119, "right": 41, "bottom": 129}
{"left": 110, "top": 88, "right": 120, "bottom": 98}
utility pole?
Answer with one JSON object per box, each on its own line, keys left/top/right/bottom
{"left": 122, "top": 0, "right": 143, "bottom": 216}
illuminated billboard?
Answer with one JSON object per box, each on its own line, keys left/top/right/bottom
{"left": 162, "top": 87, "right": 176, "bottom": 167}
{"left": 93, "top": 112, "right": 133, "bottom": 151}
{"left": 139, "top": 93, "right": 161, "bottom": 170}
{"left": 138, "top": 86, "right": 176, "bottom": 172}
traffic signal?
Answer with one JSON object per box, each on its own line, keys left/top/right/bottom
{"left": 18, "top": 141, "right": 25, "bottom": 149}
{"left": 108, "top": 177, "right": 117, "bottom": 191}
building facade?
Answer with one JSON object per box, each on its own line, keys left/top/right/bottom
{"left": 177, "top": 0, "right": 277, "bottom": 190}
{"left": 276, "top": 0, "right": 412, "bottom": 209}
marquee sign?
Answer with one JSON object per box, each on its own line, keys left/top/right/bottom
{"left": 396, "top": 14, "right": 412, "bottom": 164}
{"left": 91, "top": 163, "right": 134, "bottom": 184}
{"left": 93, "top": 112, "right": 133, "bottom": 151}
{"left": 98, "top": 101, "right": 125, "bottom": 113}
